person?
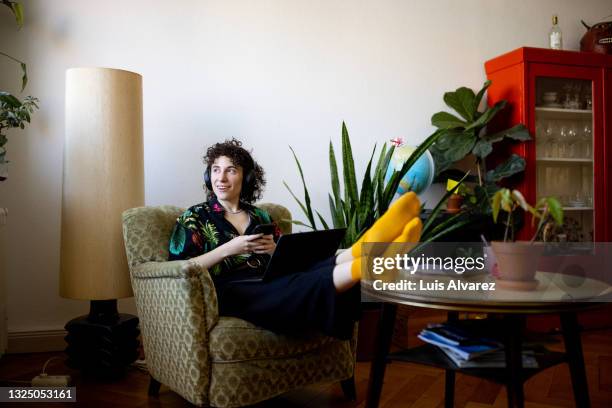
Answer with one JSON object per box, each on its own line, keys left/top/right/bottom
{"left": 168, "top": 138, "right": 422, "bottom": 339}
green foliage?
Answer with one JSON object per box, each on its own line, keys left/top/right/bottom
{"left": 285, "top": 122, "right": 445, "bottom": 248}
{"left": 491, "top": 188, "right": 564, "bottom": 242}
{"left": 0, "top": 92, "right": 38, "bottom": 165}
{"left": 2, "top": 0, "right": 23, "bottom": 27}
{"left": 429, "top": 80, "right": 530, "bottom": 181}
{"left": 1, "top": 1, "right": 37, "bottom": 178}
{"left": 428, "top": 80, "right": 532, "bottom": 227}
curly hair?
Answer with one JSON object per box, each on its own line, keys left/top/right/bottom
{"left": 203, "top": 138, "right": 266, "bottom": 204}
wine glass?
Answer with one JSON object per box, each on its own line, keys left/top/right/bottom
{"left": 581, "top": 123, "right": 592, "bottom": 158}
{"left": 544, "top": 121, "right": 558, "bottom": 157}
{"left": 567, "top": 122, "right": 578, "bottom": 158}
{"left": 558, "top": 123, "right": 569, "bottom": 157}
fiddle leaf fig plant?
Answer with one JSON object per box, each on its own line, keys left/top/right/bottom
{"left": 430, "top": 80, "right": 531, "bottom": 185}
{"left": 429, "top": 80, "right": 532, "bottom": 225}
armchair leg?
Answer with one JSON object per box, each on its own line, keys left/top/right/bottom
{"left": 341, "top": 375, "right": 357, "bottom": 401}
{"left": 148, "top": 376, "right": 161, "bottom": 396}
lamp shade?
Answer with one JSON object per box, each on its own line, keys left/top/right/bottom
{"left": 60, "top": 67, "right": 143, "bottom": 300}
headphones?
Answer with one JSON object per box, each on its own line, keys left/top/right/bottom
{"left": 204, "top": 156, "right": 256, "bottom": 199}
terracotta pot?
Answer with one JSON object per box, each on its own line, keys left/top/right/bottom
{"left": 446, "top": 194, "right": 463, "bottom": 214}
{"left": 491, "top": 241, "right": 544, "bottom": 290}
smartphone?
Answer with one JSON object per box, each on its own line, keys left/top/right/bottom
{"left": 253, "top": 223, "right": 275, "bottom": 235}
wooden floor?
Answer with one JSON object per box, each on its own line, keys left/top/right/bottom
{"left": 1, "top": 328, "right": 611, "bottom": 407}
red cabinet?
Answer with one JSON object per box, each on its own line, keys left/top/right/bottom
{"left": 485, "top": 47, "right": 612, "bottom": 242}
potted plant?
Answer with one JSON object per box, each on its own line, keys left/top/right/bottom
{"left": 1, "top": 1, "right": 38, "bottom": 181}
{"left": 285, "top": 122, "right": 472, "bottom": 360}
{"left": 490, "top": 188, "right": 564, "bottom": 290}
{"left": 445, "top": 178, "right": 474, "bottom": 214}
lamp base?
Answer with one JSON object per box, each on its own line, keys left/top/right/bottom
{"left": 64, "top": 300, "right": 139, "bottom": 379}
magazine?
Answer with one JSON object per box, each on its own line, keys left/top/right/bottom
{"left": 417, "top": 331, "right": 501, "bottom": 360}
{"left": 439, "top": 346, "right": 539, "bottom": 369}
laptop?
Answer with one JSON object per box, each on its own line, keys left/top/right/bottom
{"left": 234, "top": 228, "right": 347, "bottom": 283}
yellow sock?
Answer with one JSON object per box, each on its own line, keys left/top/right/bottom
{"left": 381, "top": 217, "right": 423, "bottom": 260}
{"left": 351, "top": 192, "right": 421, "bottom": 257}
{"left": 351, "top": 257, "right": 364, "bottom": 280}
{"left": 393, "top": 217, "right": 423, "bottom": 243}
{"left": 351, "top": 219, "right": 422, "bottom": 281}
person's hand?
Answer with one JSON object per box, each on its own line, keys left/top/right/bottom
{"left": 251, "top": 234, "right": 276, "bottom": 255}
{"left": 223, "top": 234, "right": 264, "bottom": 257}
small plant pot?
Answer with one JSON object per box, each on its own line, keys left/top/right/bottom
{"left": 491, "top": 241, "right": 544, "bottom": 291}
{"left": 446, "top": 194, "right": 464, "bottom": 214}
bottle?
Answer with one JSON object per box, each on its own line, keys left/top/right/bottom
{"left": 549, "top": 15, "right": 563, "bottom": 50}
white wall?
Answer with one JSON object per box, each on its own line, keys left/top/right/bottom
{"left": 0, "top": 0, "right": 609, "bottom": 333}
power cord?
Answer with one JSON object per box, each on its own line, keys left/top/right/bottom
{"left": 0, "top": 356, "right": 67, "bottom": 386}
{"left": 31, "top": 356, "right": 71, "bottom": 387}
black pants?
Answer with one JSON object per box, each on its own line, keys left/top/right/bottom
{"left": 215, "top": 256, "right": 361, "bottom": 340}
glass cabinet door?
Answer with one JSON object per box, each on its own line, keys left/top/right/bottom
{"left": 535, "top": 77, "right": 593, "bottom": 242}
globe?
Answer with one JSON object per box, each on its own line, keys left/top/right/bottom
{"left": 383, "top": 144, "right": 435, "bottom": 196}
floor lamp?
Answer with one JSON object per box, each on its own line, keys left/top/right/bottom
{"left": 60, "top": 67, "right": 144, "bottom": 378}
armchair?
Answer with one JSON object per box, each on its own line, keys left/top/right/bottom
{"left": 122, "top": 203, "right": 357, "bottom": 407}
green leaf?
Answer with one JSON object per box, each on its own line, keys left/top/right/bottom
{"left": 357, "top": 148, "right": 376, "bottom": 230}
{"left": 283, "top": 180, "right": 315, "bottom": 230}
{"left": 443, "top": 87, "right": 476, "bottom": 122}
{"left": 546, "top": 197, "right": 564, "bottom": 226}
{"left": 329, "top": 141, "right": 341, "bottom": 210}
{"left": 491, "top": 190, "right": 503, "bottom": 223}
{"left": 431, "top": 111, "right": 467, "bottom": 129}
{"left": 472, "top": 139, "right": 493, "bottom": 158}
{"left": 19, "top": 62, "right": 27, "bottom": 91}
{"left": 11, "top": 2, "right": 24, "bottom": 27}
{"left": 485, "top": 154, "right": 526, "bottom": 182}
{"left": 465, "top": 100, "right": 507, "bottom": 131}
{"left": 289, "top": 219, "right": 316, "bottom": 230}
{"left": 0, "top": 92, "right": 22, "bottom": 108}
{"left": 328, "top": 193, "right": 345, "bottom": 228}
{"left": 500, "top": 188, "right": 513, "bottom": 212}
{"left": 288, "top": 146, "right": 316, "bottom": 229}
{"left": 484, "top": 124, "right": 531, "bottom": 144}
{"left": 444, "top": 131, "right": 477, "bottom": 163}
{"left": 420, "top": 216, "right": 475, "bottom": 245}
{"left": 472, "top": 80, "right": 491, "bottom": 114}
{"left": 341, "top": 122, "right": 359, "bottom": 210}
{"left": 316, "top": 211, "right": 330, "bottom": 229}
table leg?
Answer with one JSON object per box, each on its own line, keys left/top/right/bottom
{"left": 444, "top": 311, "right": 458, "bottom": 408}
{"left": 365, "top": 302, "right": 397, "bottom": 408}
{"left": 560, "top": 312, "right": 590, "bottom": 408}
{"left": 444, "top": 370, "right": 455, "bottom": 408}
{"left": 504, "top": 315, "right": 525, "bottom": 408}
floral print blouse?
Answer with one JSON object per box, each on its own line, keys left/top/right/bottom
{"left": 168, "top": 198, "right": 282, "bottom": 278}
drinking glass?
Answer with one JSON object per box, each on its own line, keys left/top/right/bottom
{"left": 567, "top": 122, "right": 578, "bottom": 158}
{"left": 558, "top": 123, "right": 569, "bottom": 157}
{"left": 581, "top": 123, "right": 592, "bottom": 158}
{"left": 544, "top": 121, "right": 558, "bottom": 157}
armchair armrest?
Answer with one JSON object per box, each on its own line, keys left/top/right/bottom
{"left": 129, "top": 259, "right": 219, "bottom": 406}
{"left": 131, "top": 260, "right": 219, "bottom": 330}
{"left": 132, "top": 259, "right": 200, "bottom": 279}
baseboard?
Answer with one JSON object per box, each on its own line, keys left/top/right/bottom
{"left": 8, "top": 330, "right": 67, "bottom": 354}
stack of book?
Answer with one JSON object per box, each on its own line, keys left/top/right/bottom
{"left": 418, "top": 323, "right": 538, "bottom": 368}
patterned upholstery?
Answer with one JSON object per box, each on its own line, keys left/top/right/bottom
{"left": 122, "top": 203, "right": 356, "bottom": 407}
